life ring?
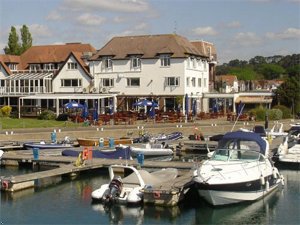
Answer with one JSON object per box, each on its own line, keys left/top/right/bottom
{"left": 2, "top": 180, "right": 9, "bottom": 189}
{"left": 153, "top": 191, "right": 160, "bottom": 199}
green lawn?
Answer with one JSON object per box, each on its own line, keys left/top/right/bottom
{"left": 0, "top": 117, "right": 82, "bottom": 129}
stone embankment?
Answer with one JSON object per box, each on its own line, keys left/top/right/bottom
{"left": 0, "top": 119, "right": 296, "bottom": 143}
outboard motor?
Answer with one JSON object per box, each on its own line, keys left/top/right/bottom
{"left": 104, "top": 176, "right": 123, "bottom": 205}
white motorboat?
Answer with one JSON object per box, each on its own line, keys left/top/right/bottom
{"left": 131, "top": 142, "right": 174, "bottom": 157}
{"left": 274, "top": 134, "right": 300, "bottom": 169}
{"left": 91, "top": 164, "right": 178, "bottom": 205}
{"left": 193, "top": 130, "right": 284, "bottom": 206}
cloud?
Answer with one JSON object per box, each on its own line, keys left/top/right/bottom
{"left": 76, "top": 13, "right": 106, "bottom": 26}
{"left": 225, "top": 21, "right": 241, "bottom": 29}
{"left": 265, "top": 28, "right": 300, "bottom": 40}
{"left": 192, "top": 26, "right": 218, "bottom": 36}
{"left": 46, "top": 11, "right": 63, "bottom": 21}
{"left": 232, "top": 32, "right": 262, "bottom": 46}
{"left": 28, "top": 24, "right": 53, "bottom": 38}
{"left": 62, "top": 0, "right": 150, "bottom": 13}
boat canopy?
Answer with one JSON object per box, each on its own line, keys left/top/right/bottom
{"left": 217, "top": 131, "right": 267, "bottom": 155}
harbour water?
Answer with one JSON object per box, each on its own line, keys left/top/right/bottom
{"left": 0, "top": 165, "right": 299, "bottom": 225}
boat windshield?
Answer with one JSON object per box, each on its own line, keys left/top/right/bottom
{"left": 211, "top": 149, "right": 261, "bottom": 161}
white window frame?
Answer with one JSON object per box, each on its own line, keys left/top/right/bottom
{"left": 104, "top": 57, "right": 113, "bottom": 69}
{"left": 29, "top": 64, "right": 41, "bottom": 71}
{"left": 8, "top": 64, "right": 17, "bottom": 71}
{"left": 67, "top": 62, "right": 78, "bottom": 70}
{"left": 127, "top": 78, "right": 140, "bottom": 87}
{"left": 166, "top": 77, "right": 180, "bottom": 87}
{"left": 102, "top": 78, "right": 114, "bottom": 87}
{"left": 198, "top": 78, "right": 202, "bottom": 87}
{"left": 160, "top": 55, "right": 170, "bottom": 67}
{"left": 61, "top": 79, "right": 82, "bottom": 87}
{"left": 186, "top": 77, "right": 190, "bottom": 87}
{"left": 131, "top": 56, "right": 141, "bottom": 69}
{"left": 191, "top": 77, "right": 196, "bottom": 87}
{"left": 44, "top": 63, "right": 55, "bottom": 70}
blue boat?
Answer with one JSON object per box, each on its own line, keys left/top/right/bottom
{"left": 62, "top": 146, "right": 132, "bottom": 159}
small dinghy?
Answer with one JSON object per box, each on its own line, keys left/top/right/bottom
{"left": 131, "top": 142, "right": 173, "bottom": 157}
{"left": 91, "top": 164, "right": 178, "bottom": 205}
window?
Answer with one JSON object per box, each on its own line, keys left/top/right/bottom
{"left": 127, "top": 78, "right": 140, "bottom": 87}
{"left": 204, "top": 78, "right": 207, "bottom": 87}
{"left": 166, "top": 77, "right": 180, "bottom": 86}
{"left": 186, "top": 77, "right": 190, "bottom": 87}
{"left": 102, "top": 78, "right": 114, "bottom": 87}
{"left": 104, "top": 57, "right": 113, "bottom": 69}
{"left": 160, "top": 55, "right": 170, "bottom": 67}
{"left": 8, "top": 64, "right": 17, "bottom": 71}
{"left": 45, "top": 63, "right": 55, "bottom": 70}
{"left": 192, "top": 58, "right": 197, "bottom": 68}
{"left": 131, "top": 57, "right": 141, "bottom": 68}
{"left": 29, "top": 64, "right": 41, "bottom": 71}
{"left": 191, "top": 77, "right": 196, "bottom": 87}
{"left": 67, "top": 62, "right": 78, "bottom": 70}
{"left": 203, "top": 61, "right": 207, "bottom": 71}
{"left": 61, "top": 79, "right": 82, "bottom": 87}
{"left": 198, "top": 78, "right": 202, "bottom": 87}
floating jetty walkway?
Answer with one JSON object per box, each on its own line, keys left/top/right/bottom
{"left": 0, "top": 151, "right": 198, "bottom": 206}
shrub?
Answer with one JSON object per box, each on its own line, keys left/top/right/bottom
{"left": 268, "top": 109, "right": 283, "bottom": 120}
{"left": 38, "top": 110, "right": 56, "bottom": 120}
{"left": 1, "top": 106, "right": 12, "bottom": 117}
{"left": 272, "top": 105, "right": 291, "bottom": 119}
{"left": 56, "top": 113, "right": 69, "bottom": 121}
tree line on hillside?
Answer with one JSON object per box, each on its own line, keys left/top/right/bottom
{"left": 4, "top": 25, "right": 32, "bottom": 55}
{"left": 216, "top": 54, "right": 300, "bottom": 80}
{"left": 216, "top": 54, "right": 300, "bottom": 116}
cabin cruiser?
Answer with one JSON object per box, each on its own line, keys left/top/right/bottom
{"left": 193, "top": 131, "right": 284, "bottom": 206}
{"left": 274, "top": 130, "right": 300, "bottom": 169}
{"left": 130, "top": 142, "right": 174, "bottom": 157}
{"left": 91, "top": 164, "right": 178, "bottom": 205}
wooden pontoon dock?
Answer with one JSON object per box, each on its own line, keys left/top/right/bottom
{"left": 0, "top": 151, "right": 198, "bottom": 206}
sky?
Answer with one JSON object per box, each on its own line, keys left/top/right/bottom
{"left": 0, "top": 0, "right": 299, "bottom": 64}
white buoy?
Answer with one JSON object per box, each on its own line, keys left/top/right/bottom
{"left": 266, "top": 181, "right": 269, "bottom": 191}
{"left": 10, "top": 131, "right": 13, "bottom": 135}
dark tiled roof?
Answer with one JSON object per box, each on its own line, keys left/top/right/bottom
{"left": 90, "top": 34, "right": 209, "bottom": 60}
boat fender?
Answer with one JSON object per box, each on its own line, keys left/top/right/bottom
{"left": 280, "top": 175, "right": 285, "bottom": 186}
{"left": 82, "top": 149, "right": 88, "bottom": 160}
{"left": 153, "top": 191, "right": 160, "bottom": 199}
{"left": 266, "top": 181, "right": 269, "bottom": 191}
{"left": 272, "top": 169, "right": 277, "bottom": 178}
{"left": 2, "top": 180, "right": 9, "bottom": 189}
{"left": 260, "top": 175, "right": 265, "bottom": 186}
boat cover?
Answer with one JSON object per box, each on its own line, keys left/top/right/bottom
{"left": 62, "top": 146, "right": 132, "bottom": 159}
{"left": 218, "top": 131, "right": 267, "bottom": 155}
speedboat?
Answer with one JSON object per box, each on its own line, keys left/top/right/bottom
{"left": 273, "top": 134, "right": 300, "bottom": 169}
{"left": 131, "top": 142, "right": 174, "bottom": 157}
{"left": 91, "top": 164, "right": 178, "bottom": 205}
{"left": 23, "top": 137, "right": 74, "bottom": 150}
{"left": 193, "top": 130, "right": 284, "bottom": 206}
{"left": 154, "top": 132, "right": 183, "bottom": 142}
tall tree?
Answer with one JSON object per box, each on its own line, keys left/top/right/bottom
{"left": 4, "top": 26, "right": 21, "bottom": 55}
{"left": 20, "top": 25, "right": 32, "bottom": 54}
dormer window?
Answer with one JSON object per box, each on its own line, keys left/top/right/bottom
{"left": 160, "top": 55, "right": 170, "bottom": 67}
{"left": 67, "top": 62, "right": 78, "bottom": 70}
{"left": 104, "top": 57, "right": 113, "bottom": 69}
{"left": 8, "top": 63, "right": 17, "bottom": 71}
{"left": 131, "top": 56, "right": 141, "bottom": 69}
{"left": 45, "top": 63, "right": 55, "bottom": 70}
{"left": 29, "top": 64, "right": 41, "bottom": 71}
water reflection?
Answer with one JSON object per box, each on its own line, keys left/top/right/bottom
{"left": 195, "top": 189, "right": 282, "bottom": 225}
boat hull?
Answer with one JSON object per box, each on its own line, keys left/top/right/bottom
{"left": 197, "top": 182, "right": 280, "bottom": 206}
{"left": 23, "top": 143, "right": 73, "bottom": 150}
{"left": 77, "top": 138, "right": 133, "bottom": 147}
